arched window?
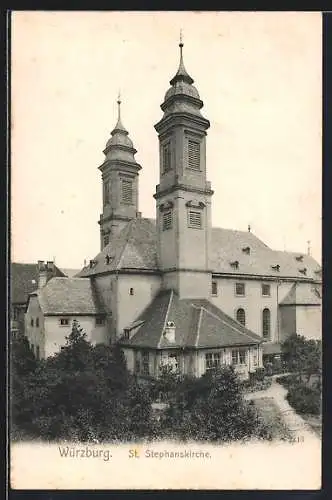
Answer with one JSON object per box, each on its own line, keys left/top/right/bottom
{"left": 262, "top": 308, "right": 271, "bottom": 339}
{"left": 236, "top": 308, "right": 246, "bottom": 326}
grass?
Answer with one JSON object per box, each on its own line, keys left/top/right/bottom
{"left": 253, "top": 397, "right": 292, "bottom": 441}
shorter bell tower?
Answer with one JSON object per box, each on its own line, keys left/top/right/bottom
{"left": 98, "top": 95, "right": 141, "bottom": 249}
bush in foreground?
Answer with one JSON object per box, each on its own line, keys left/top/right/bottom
{"left": 286, "top": 384, "right": 321, "bottom": 416}
{"left": 161, "top": 366, "right": 271, "bottom": 442}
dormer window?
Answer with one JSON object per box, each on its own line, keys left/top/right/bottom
{"left": 299, "top": 268, "right": 307, "bottom": 276}
{"left": 123, "top": 329, "right": 130, "bottom": 340}
{"left": 188, "top": 139, "right": 200, "bottom": 170}
{"left": 242, "top": 247, "right": 251, "bottom": 255}
{"left": 89, "top": 260, "right": 97, "bottom": 268}
{"left": 271, "top": 264, "right": 280, "bottom": 272}
{"left": 295, "top": 255, "right": 304, "bottom": 262}
{"left": 230, "top": 260, "right": 239, "bottom": 269}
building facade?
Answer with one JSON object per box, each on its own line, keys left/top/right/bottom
{"left": 24, "top": 40, "right": 321, "bottom": 378}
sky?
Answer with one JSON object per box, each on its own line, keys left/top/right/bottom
{"left": 11, "top": 11, "right": 322, "bottom": 269}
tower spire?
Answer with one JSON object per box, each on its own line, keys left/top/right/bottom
{"left": 112, "top": 92, "right": 127, "bottom": 135}
{"left": 117, "top": 90, "right": 121, "bottom": 121}
{"left": 170, "top": 31, "right": 194, "bottom": 86}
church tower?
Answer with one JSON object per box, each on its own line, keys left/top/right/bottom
{"left": 154, "top": 38, "right": 213, "bottom": 298}
{"left": 98, "top": 96, "right": 141, "bottom": 249}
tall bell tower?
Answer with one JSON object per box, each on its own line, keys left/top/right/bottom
{"left": 98, "top": 95, "right": 141, "bottom": 249}
{"left": 154, "top": 37, "right": 213, "bottom": 298}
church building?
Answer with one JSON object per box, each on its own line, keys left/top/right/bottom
{"left": 25, "top": 40, "right": 322, "bottom": 379}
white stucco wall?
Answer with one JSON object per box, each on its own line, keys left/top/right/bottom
{"left": 296, "top": 305, "right": 322, "bottom": 340}
{"left": 25, "top": 296, "right": 45, "bottom": 358}
{"left": 44, "top": 316, "right": 108, "bottom": 358}
{"left": 210, "top": 277, "right": 294, "bottom": 342}
{"left": 116, "top": 274, "right": 161, "bottom": 336}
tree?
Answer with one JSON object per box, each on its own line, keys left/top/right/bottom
{"left": 281, "top": 334, "right": 321, "bottom": 383}
{"left": 163, "top": 366, "right": 267, "bottom": 442}
{"left": 11, "top": 321, "right": 155, "bottom": 442}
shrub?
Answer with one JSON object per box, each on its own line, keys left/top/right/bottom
{"left": 250, "top": 367, "right": 265, "bottom": 383}
{"left": 275, "top": 374, "right": 298, "bottom": 388}
{"left": 162, "top": 366, "right": 270, "bottom": 442}
{"left": 287, "top": 384, "right": 321, "bottom": 415}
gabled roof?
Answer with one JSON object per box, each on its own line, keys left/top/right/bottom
{"left": 210, "top": 228, "right": 321, "bottom": 279}
{"left": 60, "top": 268, "right": 82, "bottom": 278}
{"left": 29, "top": 277, "right": 105, "bottom": 316}
{"left": 77, "top": 218, "right": 158, "bottom": 277}
{"left": 280, "top": 283, "right": 322, "bottom": 306}
{"left": 77, "top": 218, "right": 321, "bottom": 280}
{"left": 11, "top": 263, "right": 66, "bottom": 305}
{"left": 120, "top": 290, "right": 263, "bottom": 350}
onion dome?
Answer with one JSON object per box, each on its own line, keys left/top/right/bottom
{"left": 103, "top": 94, "right": 138, "bottom": 164}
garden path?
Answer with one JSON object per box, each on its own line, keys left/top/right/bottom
{"left": 244, "top": 375, "right": 321, "bottom": 443}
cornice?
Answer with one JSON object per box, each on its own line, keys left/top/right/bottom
{"left": 154, "top": 183, "right": 214, "bottom": 199}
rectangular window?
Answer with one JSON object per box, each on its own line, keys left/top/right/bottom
{"left": 262, "top": 284, "right": 271, "bottom": 296}
{"left": 121, "top": 179, "right": 133, "bottom": 204}
{"left": 30, "top": 318, "right": 34, "bottom": 327}
{"left": 239, "top": 349, "right": 246, "bottom": 365}
{"left": 31, "top": 343, "right": 34, "bottom": 354}
{"left": 232, "top": 349, "right": 238, "bottom": 365}
{"left": 163, "top": 210, "right": 172, "bottom": 231}
{"left": 142, "top": 351, "right": 150, "bottom": 376}
{"left": 232, "top": 349, "right": 246, "bottom": 365}
{"left": 60, "top": 318, "right": 69, "bottom": 326}
{"left": 188, "top": 140, "right": 200, "bottom": 170}
{"left": 103, "top": 181, "right": 110, "bottom": 205}
{"left": 162, "top": 142, "right": 171, "bottom": 172}
{"left": 252, "top": 350, "right": 258, "bottom": 367}
{"left": 205, "top": 352, "right": 221, "bottom": 371}
{"left": 211, "top": 281, "right": 218, "bottom": 296}
{"left": 235, "top": 282, "right": 245, "bottom": 296}
{"left": 95, "top": 316, "right": 105, "bottom": 326}
{"left": 36, "top": 318, "right": 39, "bottom": 327}
{"left": 188, "top": 210, "right": 202, "bottom": 229}
{"left": 36, "top": 345, "right": 40, "bottom": 360}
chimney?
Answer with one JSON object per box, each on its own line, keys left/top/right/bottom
{"left": 47, "top": 261, "right": 54, "bottom": 273}
{"left": 37, "top": 260, "right": 47, "bottom": 289}
{"left": 163, "top": 321, "right": 176, "bottom": 343}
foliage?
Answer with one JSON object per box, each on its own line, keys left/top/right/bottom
{"left": 286, "top": 384, "right": 321, "bottom": 415}
{"left": 281, "top": 334, "right": 321, "bottom": 383}
{"left": 160, "top": 366, "right": 270, "bottom": 442}
{"left": 11, "top": 321, "right": 154, "bottom": 442}
{"left": 151, "top": 363, "right": 182, "bottom": 402}
{"left": 249, "top": 367, "right": 265, "bottom": 383}
{"left": 276, "top": 374, "right": 321, "bottom": 416}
